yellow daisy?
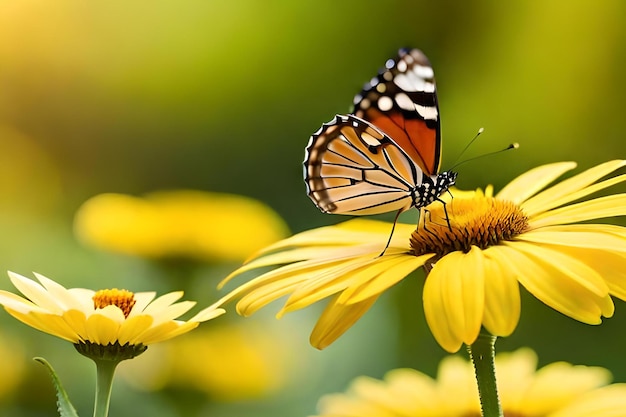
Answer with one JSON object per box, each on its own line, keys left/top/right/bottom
{"left": 0, "top": 271, "right": 225, "bottom": 359}
{"left": 217, "top": 160, "right": 626, "bottom": 352}
{"left": 311, "top": 348, "right": 626, "bottom": 417}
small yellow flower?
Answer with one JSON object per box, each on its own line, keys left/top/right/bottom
{"left": 74, "top": 190, "right": 289, "bottom": 262}
{"left": 217, "top": 160, "right": 626, "bottom": 352}
{"left": 0, "top": 271, "right": 224, "bottom": 359}
{"left": 312, "top": 348, "right": 626, "bottom": 417}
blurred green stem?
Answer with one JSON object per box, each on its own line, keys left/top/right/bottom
{"left": 467, "top": 333, "right": 502, "bottom": 417}
{"left": 93, "top": 359, "right": 119, "bottom": 417}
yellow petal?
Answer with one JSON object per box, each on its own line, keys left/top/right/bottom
{"left": 495, "top": 348, "right": 537, "bottom": 411}
{"left": 238, "top": 274, "right": 313, "bottom": 316}
{"left": 482, "top": 247, "right": 521, "bottom": 336}
{"left": 0, "top": 290, "right": 43, "bottom": 314}
{"left": 252, "top": 219, "right": 413, "bottom": 256}
{"left": 129, "top": 320, "right": 178, "bottom": 344}
{"left": 552, "top": 247, "right": 626, "bottom": 301}
{"left": 219, "top": 244, "right": 376, "bottom": 289}
{"left": 310, "top": 294, "right": 379, "bottom": 350}
{"left": 62, "top": 309, "right": 88, "bottom": 340}
{"left": 338, "top": 254, "right": 428, "bottom": 304}
{"left": 6, "top": 271, "right": 62, "bottom": 313}
{"left": 548, "top": 384, "right": 626, "bottom": 417}
{"left": 7, "top": 310, "right": 79, "bottom": 342}
{"left": 423, "top": 248, "right": 485, "bottom": 352}
{"left": 86, "top": 313, "right": 120, "bottom": 345}
{"left": 316, "top": 392, "right": 396, "bottom": 416}
{"left": 151, "top": 301, "right": 196, "bottom": 323}
{"left": 234, "top": 258, "right": 355, "bottom": 316}
{"left": 380, "top": 369, "right": 439, "bottom": 413}
{"left": 517, "top": 227, "right": 626, "bottom": 252}
{"left": 128, "top": 291, "right": 157, "bottom": 316}
{"left": 282, "top": 255, "right": 388, "bottom": 313}
{"left": 530, "top": 194, "right": 626, "bottom": 228}
{"left": 520, "top": 160, "right": 626, "bottom": 217}
{"left": 142, "top": 291, "right": 185, "bottom": 314}
{"left": 139, "top": 321, "right": 198, "bottom": 345}
{"left": 496, "top": 162, "right": 576, "bottom": 204}
{"left": 33, "top": 272, "right": 88, "bottom": 311}
{"left": 521, "top": 361, "right": 611, "bottom": 415}
{"left": 188, "top": 305, "right": 226, "bottom": 322}
{"left": 117, "top": 315, "right": 154, "bottom": 344}
{"left": 500, "top": 242, "right": 613, "bottom": 323}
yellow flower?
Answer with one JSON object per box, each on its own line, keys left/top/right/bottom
{"left": 311, "top": 348, "right": 626, "bottom": 417}
{"left": 217, "top": 160, "right": 626, "bottom": 352}
{"left": 0, "top": 271, "right": 224, "bottom": 359}
{"left": 74, "top": 190, "right": 289, "bottom": 262}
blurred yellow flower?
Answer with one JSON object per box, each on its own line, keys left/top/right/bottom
{"left": 312, "top": 348, "right": 626, "bottom": 417}
{"left": 0, "top": 271, "right": 225, "bottom": 359}
{"left": 74, "top": 190, "right": 289, "bottom": 262}
{"left": 120, "top": 321, "right": 297, "bottom": 401}
{"left": 0, "top": 330, "right": 27, "bottom": 400}
{"left": 217, "top": 160, "right": 626, "bottom": 352}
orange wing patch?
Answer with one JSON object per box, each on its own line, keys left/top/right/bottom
{"left": 361, "top": 108, "right": 439, "bottom": 176}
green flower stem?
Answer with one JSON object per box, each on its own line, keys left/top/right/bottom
{"left": 92, "top": 358, "right": 120, "bottom": 417}
{"left": 467, "top": 333, "right": 502, "bottom": 417}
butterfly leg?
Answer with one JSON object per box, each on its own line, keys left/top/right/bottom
{"left": 378, "top": 209, "right": 403, "bottom": 257}
{"left": 435, "top": 198, "right": 453, "bottom": 231}
{"left": 421, "top": 208, "right": 438, "bottom": 236}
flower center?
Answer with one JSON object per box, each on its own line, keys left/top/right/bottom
{"left": 410, "top": 196, "right": 529, "bottom": 258}
{"left": 93, "top": 289, "right": 136, "bottom": 318}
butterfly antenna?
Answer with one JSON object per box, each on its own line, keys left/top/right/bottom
{"left": 451, "top": 142, "right": 519, "bottom": 170}
{"left": 378, "top": 209, "right": 403, "bottom": 257}
{"left": 450, "top": 127, "right": 484, "bottom": 167}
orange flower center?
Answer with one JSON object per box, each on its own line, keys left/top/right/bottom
{"left": 410, "top": 196, "right": 529, "bottom": 258}
{"left": 93, "top": 289, "right": 136, "bottom": 318}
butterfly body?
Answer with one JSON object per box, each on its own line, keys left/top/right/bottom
{"left": 304, "top": 48, "right": 455, "bottom": 219}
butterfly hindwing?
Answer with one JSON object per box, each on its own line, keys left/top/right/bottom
{"left": 304, "top": 114, "right": 424, "bottom": 216}
{"left": 353, "top": 48, "right": 441, "bottom": 176}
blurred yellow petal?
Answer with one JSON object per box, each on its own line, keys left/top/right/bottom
{"left": 549, "top": 384, "right": 626, "bottom": 417}
{"left": 522, "top": 361, "right": 611, "bottom": 415}
{"left": 314, "top": 348, "right": 623, "bottom": 417}
{"left": 75, "top": 190, "right": 289, "bottom": 262}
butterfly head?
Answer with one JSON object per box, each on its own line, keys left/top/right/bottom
{"left": 437, "top": 170, "right": 457, "bottom": 190}
{"left": 434, "top": 170, "right": 457, "bottom": 198}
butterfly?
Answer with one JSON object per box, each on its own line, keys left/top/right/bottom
{"left": 304, "top": 48, "right": 457, "bottom": 229}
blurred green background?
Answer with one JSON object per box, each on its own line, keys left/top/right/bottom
{"left": 0, "top": 0, "right": 625, "bottom": 416}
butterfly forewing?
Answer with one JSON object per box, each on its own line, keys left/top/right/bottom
{"left": 305, "top": 115, "right": 423, "bottom": 216}
{"left": 353, "top": 48, "right": 441, "bottom": 176}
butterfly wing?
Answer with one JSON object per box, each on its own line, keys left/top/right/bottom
{"left": 353, "top": 48, "right": 441, "bottom": 176}
{"left": 304, "top": 114, "right": 425, "bottom": 215}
